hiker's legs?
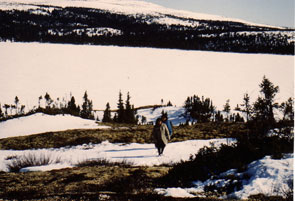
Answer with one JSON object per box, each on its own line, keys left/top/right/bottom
{"left": 160, "top": 144, "right": 166, "bottom": 155}
{"left": 157, "top": 147, "right": 161, "bottom": 155}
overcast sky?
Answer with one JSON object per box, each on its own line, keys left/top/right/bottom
{"left": 143, "top": 0, "right": 294, "bottom": 28}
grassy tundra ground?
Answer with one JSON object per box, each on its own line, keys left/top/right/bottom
{"left": 0, "top": 122, "right": 246, "bottom": 150}
{"left": 0, "top": 122, "right": 290, "bottom": 200}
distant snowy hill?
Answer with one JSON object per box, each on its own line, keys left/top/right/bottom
{"left": 0, "top": 113, "right": 110, "bottom": 139}
{"left": 0, "top": 0, "right": 294, "bottom": 54}
{"left": 95, "top": 106, "right": 187, "bottom": 126}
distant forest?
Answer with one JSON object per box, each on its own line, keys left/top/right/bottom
{"left": 0, "top": 5, "right": 294, "bottom": 54}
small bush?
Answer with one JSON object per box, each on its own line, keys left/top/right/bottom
{"left": 7, "top": 153, "right": 61, "bottom": 172}
{"left": 160, "top": 135, "right": 293, "bottom": 188}
{"left": 76, "top": 158, "right": 133, "bottom": 168}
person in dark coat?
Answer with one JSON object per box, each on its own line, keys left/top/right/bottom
{"left": 161, "top": 113, "right": 173, "bottom": 137}
{"left": 152, "top": 118, "right": 170, "bottom": 156}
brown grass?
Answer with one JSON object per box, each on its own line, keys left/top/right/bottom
{"left": 0, "top": 164, "right": 171, "bottom": 200}
{"left": 0, "top": 122, "right": 247, "bottom": 150}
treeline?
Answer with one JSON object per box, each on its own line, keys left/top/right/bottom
{"left": 184, "top": 97, "right": 244, "bottom": 123}
{"left": 0, "top": 6, "right": 294, "bottom": 55}
{"left": 184, "top": 76, "right": 294, "bottom": 137}
{"left": 0, "top": 89, "right": 172, "bottom": 125}
{"left": 0, "top": 91, "right": 95, "bottom": 121}
{"left": 102, "top": 91, "right": 137, "bottom": 124}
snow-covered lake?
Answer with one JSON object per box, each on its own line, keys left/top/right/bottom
{"left": 0, "top": 42, "right": 293, "bottom": 111}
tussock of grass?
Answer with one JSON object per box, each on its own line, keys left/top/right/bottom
{"left": 7, "top": 153, "right": 61, "bottom": 172}
{"left": 76, "top": 158, "right": 134, "bottom": 168}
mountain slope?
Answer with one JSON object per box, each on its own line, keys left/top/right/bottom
{"left": 0, "top": 0, "right": 294, "bottom": 54}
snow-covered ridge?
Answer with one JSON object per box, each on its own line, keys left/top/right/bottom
{"left": 0, "top": 113, "right": 111, "bottom": 139}
{"left": 0, "top": 0, "right": 283, "bottom": 28}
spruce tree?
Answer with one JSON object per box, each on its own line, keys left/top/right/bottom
{"left": 249, "top": 76, "right": 280, "bottom": 137}
{"left": 102, "top": 102, "right": 112, "bottom": 122}
{"left": 20, "top": 105, "right": 25, "bottom": 114}
{"left": 67, "top": 96, "right": 80, "bottom": 116}
{"left": 223, "top": 99, "right": 231, "bottom": 121}
{"left": 167, "top": 101, "right": 173, "bottom": 106}
{"left": 124, "top": 92, "right": 136, "bottom": 124}
{"left": 14, "top": 96, "right": 19, "bottom": 114}
{"left": 44, "top": 92, "right": 53, "bottom": 109}
{"left": 80, "top": 91, "right": 94, "bottom": 119}
{"left": 3, "top": 104, "right": 9, "bottom": 116}
{"left": 254, "top": 76, "right": 279, "bottom": 123}
{"left": 184, "top": 95, "right": 215, "bottom": 123}
{"left": 116, "top": 91, "right": 125, "bottom": 123}
{"left": 280, "top": 97, "right": 294, "bottom": 121}
{"left": 38, "top": 96, "right": 43, "bottom": 108}
{"left": 237, "top": 93, "right": 252, "bottom": 121}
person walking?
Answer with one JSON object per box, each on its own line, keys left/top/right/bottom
{"left": 161, "top": 113, "right": 173, "bottom": 137}
{"left": 152, "top": 118, "right": 170, "bottom": 156}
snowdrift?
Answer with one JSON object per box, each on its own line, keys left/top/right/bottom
{"left": 0, "top": 113, "right": 110, "bottom": 139}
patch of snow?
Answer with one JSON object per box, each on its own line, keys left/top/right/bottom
{"left": 0, "top": 113, "right": 110, "bottom": 139}
{"left": 156, "top": 153, "right": 293, "bottom": 199}
{"left": 136, "top": 106, "right": 187, "bottom": 125}
{"left": 0, "top": 138, "right": 235, "bottom": 172}
{"left": 231, "top": 154, "right": 294, "bottom": 199}
{"left": 20, "top": 163, "right": 73, "bottom": 172}
{"left": 156, "top": 187, "right": 196, "bottom": 198}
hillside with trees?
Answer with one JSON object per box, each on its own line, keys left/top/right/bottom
{"left": 0, "top": 5, "right": 294, "bottom": 54}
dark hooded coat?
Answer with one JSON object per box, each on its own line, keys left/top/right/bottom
{"left": 152, "top": 123, "right": 170, "bottom": 147}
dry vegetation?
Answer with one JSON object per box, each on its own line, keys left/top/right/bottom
{"left": 0, "top": 122, "right": 290, "bottom": 200}
{"left": 0, "top": 122, "right": 247, "bottom": 150}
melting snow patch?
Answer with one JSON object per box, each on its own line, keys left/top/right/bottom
{"left": 155, "top": 153, "right": 293, "bottom": 199}
{"left": 0, "top": 139, "right": 233, "bottom": 172}
{"left": 0, "top": 113, "right": 110, "bottom": 139}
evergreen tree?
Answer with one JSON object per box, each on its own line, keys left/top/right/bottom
{"left": 14, "top": 96, "right": 19, "bottom": 114}
{"left": 3, "top": 104, "right": 10, "bottom": 116}
{"left": 44, "top": 92, "right": 53, "bottom": 109}
{"left": 237, "top": 93, "right": 252, "bottom": 121}
{"left": 188, "top": 95, "right": 215, "bottom": 122}
{"left": 80, "top": 91, "right": 94, "bottom": 119}
{"left": 38, "top": 96, "right": 43, "bottom": 108}
{"left": 20, "top": 105, "right": 25, "bottom": 114}
{"left": 102, "top": 102, "right": 112, "bottom": 122}
{"left": 167, "top": 100, "right": 173, "bottom": 106}
{"left": 253, "top": 76, "right": 279, "bottom": 123}
{"left": 280, "top": 97, "right": 294, "bottom": 121}
{"left": 67, "top": 96, "right": 80, "bottom": 116}
{"left": 249, "top": 76, "right": 279, "bottom": 137}
{"left": 235, "top": 113, "right": 244, "bottom": 122}
{"left": 116, "top": 91, "right": 125, "bottom": 123}
{"left": 215, "top": 111, "right": 224, "bottom": 122}
{"left": 10, "top": 105, "right": 16, "bottom": 115}
{"left": 223, "top": 99, "right": 231, "bottom": 121}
